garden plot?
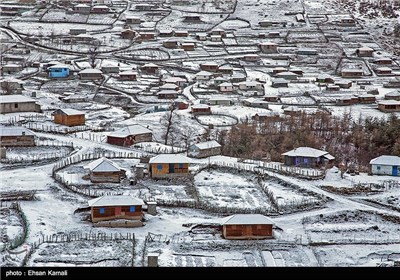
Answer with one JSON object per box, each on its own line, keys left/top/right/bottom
{"left": 194, "top": 169, "right": 274, "bottom": 211}
{"left": 303, "top": 210, "right": 400, "bottom": 245}
{"left": 87, "top": 14, "right": 117, "bottom": 25}
{"left": 26, "top": 240, "right": 133, "bottom": 266}
{"left": 313, "top": 244, "right": 400, "bottom": 267}
{"left": 146, "top": 184, "right": 195, "bottom": 204}
{"left": 366, "top": 190, "right": 400, "bottom": 211}
{"left": 9, "top": 22, "right": 110, "bottom": 36}
{"left": 120, "top": 49, "right": 170, "bottom": 61}
{"left": 0, "top": 206, "right": 24, "bottom": 250}
{"left": 225, "top": 46, "right": 260, "bottom": 55}
{"left": 40, "top": 10, "right": 88, "bottom": 23}
{"left": 196, "top": 114, "right": 237, "bottom": 126}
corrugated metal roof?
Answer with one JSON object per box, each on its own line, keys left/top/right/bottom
{"left": 54, "top": 108, "right": 84, "bottom": 115}
{"left": 282, "top": 147, "right": 332, "bottom": 158}
{"left": 108, "top": 125, "right": 152, "bottom": 138}
{"left": 84, "top": 157, "right": 121, "bottom": 172}
{"left": 370, "top": 155, "right": 400, "bottom": 166}
{"left": 88, "top": 195, "right": 144, "bottom": 207}
{"left": 149, "top": 154, "right": 192, "bottom": 164}
{"left": 223, "top": 214, "right": 274, "bottom": 225}
{"left": 79, "top": 68, "right": 102, "bottom": 74}
{"left": 191, "top": 140, "right": 221, "bottom": 150}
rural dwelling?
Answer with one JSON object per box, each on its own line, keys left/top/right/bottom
{"left": 340, "top": 17, "right": 356, "bottom": 26}
{"left": 219, "top": 82, "right": 234, "bottom": 93}
{"left": 125, "top": 16, "right": 141, "bottom": 24}
{"left": 326, "top": 84, "right": 340, "bottom": 91}
{"left": 357, "top": 46, "right": 374, "bottom": 57}
{"left": 174, "top": 30, "right": 189, "bottom": 37}
{"left": 297, "top": 48, "right": 318, "bottom": 55}
{"left": 119, "top": 70, "right": 137, "bottom": 81}
{"left": 316, "top": 74, "right": 335, "bottom": 84}
{"left": 378, "top": 100, "right": 400, "bottom": 112}
{"left": 264, "top": 94, "right": 280, "bottom": 102}
{"left": 271, "top": 78, "right": 289, "bottom": 88}
{"left": 282, "top": 147, "right": 335, "bottom": 168}
{"left": 163, "top": 39, "right": 180, "bottom": 49}
{"left": 173, "top": 99, "right": 189, "bottom": 110}
{"left": 183, "top": 15, "right": 202, "bottom": 22}
{"left": 158, "top": 29, "right": 174, "bottom": 37}
{"left": 242, "top": 54, "right": 260, "bottom": 62}
{"left": 272, "top": 67, "right": 287, "bottom": 75}
{"left": 78, "top": 69, "right": 103, "bottom": 80}
{"left": 208, "top": 97, "right": 231, "bottom": 106}
{"left": 196, "top": 33, "right": 208, "bottom": 41}
{"left": 0, "top": 126, "right": 35, "bottom": 147}
{"left": 384, "top": 78, "right": 400, "bottom": 88}
{"left": 369, "top": 155, "right": 400, "bottom": 176}
{"left": 276, "top": 71, "right": 298, "bottom": 80}
{"left": 91, "top": 5, "right": 110, "bottom": 13}
{"left": 373, "top": 58, "right": 392, "bottom": 65}
{"left": 214, "top": 77, "right": 225, "bottom": 86}
{"left": 135, "top": 3, "right": 156, "bottom": 11}
{"left": 181, "top": 42, "right": 195, "bottom": 51}
{"left": 47, "top": 64, "right": 70, "bottom": 78}
{"left": 0, "top": 95, "right": 41, "bottom": 114}
{"left": 120, "top": 29, "right": 136, "bottom": 39}
{"left": 140, "top": 32, "right": 156, "bottom": 40}
{"left": 252, "top": 112, "right": 278, "bottom": 121}
{"left": 238, "top": 81, "right": 263, "bottom": 91}
{"left": 160, "top": 83, "right": 180, "bottom": 91}
{"left": 188, "top": 140, "right": 221, "bottom": 158}
{"left": 69, "top": 28, "right": 86, "bottom": 35}
{"left": 336, "top": 96, "right": 358, "bottom": 106}
{"left": 101, "top": 64, "right": 119, "bottom": 74}
{"left": 385, "top": 91, "right": 400, "bottom": 101}
{"left": 191, "top": 104, "right": 211, "bottom": 115}
{"left": 107, "top": 125, "right": 153, "bottom": 147}
{"left": 141, "top": 63, "right": 159, "bottom": 74}
{"left": 218, "top": 65, "right": 233, "bottom": 75}
{"left": 157, "top": 90, "right": 178, "bottom": 99}
{"left": 88, "top": 195, "right": 144, "bottom": 223}
{"left": 200, "top": 62, "right": 219, "bottom": 72}
{"left": 242, "top": 98, "right": 269, "bottom": 109}
{"left": 0, "top": 78, "right": 24, "bottom": 94}
{"left": 259, "top": 42, "right": 278, "bottom": 53}
{"left": 222, "top": 214, "right": 274, "bottom": 240}
{"left": 52, "top": 109, "right": 85, "bottom": 126}
{"left": 2, "top": 64, "right": 23, "bottom": 74}
{"left": 164, "top": 77, "right": 186, "bottom": 87}
{"left": 231, "top": 73, "right": 246, "bottom": 83}
{"left": 357, "top": 94, "right": 376, "bottom": 104}
{"left": 259, "top": 21, "right": 273, "bottom": 27}
{"left": 73, "top": 4, "right": 91, "bottom": 14}
{"left": 283, "top": 106, "right": 301, "bottom": 116}
{"left": 84, "top": 157, "right": 126, "bottom": 183}
{"left": 210, "top": 29, "right": 226, "bottom": 37}
{"left": 295, "top": 13, "right": 305, "bottom": 22}
{"left": 375, "top": 67, "right": 392, "bottom": 75}
{"left": 149, "top": 154, "right": 192, "bottom": 179}
{"left": 335, "top": 80, "right": 352, "bottom": 89}
{"left": 210, "top": 35, "right": 222, "bottom": 42}
{"left": 196, "top": 71, "right": 213, "bottom": 81}
{"left": 341, "top": 68, "right": 363, "bottom": 78}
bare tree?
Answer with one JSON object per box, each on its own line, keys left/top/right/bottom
{"left": 0, "top": 81, "right": 13, "bottom": 95}
{"left": 88, "top": 42, "right": 100, "bottom": 68}
{"left": 162, "top": 106, "right": 177, "bottom": 145}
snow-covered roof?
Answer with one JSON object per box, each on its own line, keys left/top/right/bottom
{"left": 272, "top": 78, "right": 289, "bottom": 83}
{"left": 54, "top": 108, "right": 84, "bottom": 115}
{"left": 260, "top": 42, "right": 278, "bottom": 46}
{"left": 196, "top": 71, "right": 213, "bottom": 76}
{"left": 282, "top": 147, "right": 333, "bottom": 158}
{"left": 160, "top": 83, "right": 178, "bottom": 89}
{"left": 376, "top": 67, "right": 392, "bottom": 71}
{"left": 84, "top": 157, "right": 121, "bottom": 172}
{"left": 385, "top": 91, "right": 400, "bottom": 97}
{"left": 192, "top": 104, "right": 210, "bottom": 109}
{"left": 218, "top": 65, "right": 233, "bottom": 70}
{"left": 108, "top": 125, "right": 152, "bottom": 138}
{"left": 222, "top": 214, "right": 274, "bottom": 225}
{"left": 88, "top": 195, "right": 143, "bottom": 207}
{"left": 341, "top": 69, "right": 363, "bottom": 73}
{"left": 164, "top": 77, "right": 186, "bottom": 83}
{"left": 231, "top": 73, "right": 246, "bottom": 78}
{"left": 378, "top": 100, "right": 400, "bottom": 105}
{"left": 157, "top": 90, "right": 178, "bottom": 95}
{"left": 119, "top": 70, "right": 137, "bottom": 75}
{"left": 201, "top": 62, "right": 218, "bottom": 66}
{"left": 93, "top": 5, "right": 109, "bottom": 9}
{"left": 142, "top": 63, "right": 159, "bottom": 68}
{"left": 276, "top": 71, "right": 298, "bottom": 76}
{"left": 0, "top": 95, "right": 36, "bottom": 104}
{"left": 48, "top": 64, "right": 71, "bottom": 70}
{"left": 191, "top": 140, "right": 221, "bottom": 150}
{"left": 370, "top": 155, "right": 400, "bottom": 166}
{"left": 219, "top": 82, "right": 233, "bottom": 87}
{"left": 149, "top": 154, "right": 192, "bottom": 164}
{"left": 0, "top": 126, "right": 35, "bottom": 137}
{"left": 79, "top": 68, "right": 103, "bottom": 74}
{"left": 359, "top": 46, "right": 374, "bottom": 51}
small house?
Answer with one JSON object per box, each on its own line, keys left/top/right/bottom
{"left": 369, "top": 155, "right": 400, "bottom": 176}
{"left": 336, "top": 96, "right": 358, "bottom": 106}
{"left": 88, "top": 195, "right": 144, "bottom": 223}
{"left": 340, "top": 17, "right": 356, "bottom": 26}
{"left": 267, "top": 31, "right": 280, "bottom": 37}
{"left": 252, "top": 112, "right": 277, "bottom": 121}
{"left": 375, "top": 67, "right": 392, "bottom": 75}
{"left": 210, "top": 35, "right": 222, "bottom": 42}
{"left": 181, "top": 42, "right": 195, "bottom": 51}
{"left": 218, "top": 65, "right": 233, "bottom": 75}
{"left": 208, "top": 97, "right": 231, "bottom": 106}
{"left": 264, "top": 94, "right": 280, "bottom": 102}
{"left": 214, "top": 77, "right": 225, "bottom": 86}
{"left": 78, "top": 69, "right": 103, "bottom": 80}
{"left": 316, "top": 74, "right": 335, "bottom": 84}
{"left": 163, "top": 39, "right": 180, "bottom": 49}
{"left": 326, "top": 84, "right": 340, "bottom": 91}
{"left": 120, "top": 29, "right": 136, "bottom": 39}
{"left": 191, "top": 104, "right": 211, "bottom": 115}
{"left": 238, "top": 81, "right": 263, "bottom": 91}
{"left": 282, "top": 147, "right": 335, "bottom": 168}
{"left": 384, "top": 91, "right": 400, "bottom": 101}
{"left": 84, "top": 157, "right": 126, "bottom": 183}
{"left": 222, "top": 214, "right": 274, "bottom": 240}
{"left": 195, "top": 71, "right": 213, "bottom": 81}
{"left": 219, "top": 82, "right": 234, "bottom": 93}
{"left": 52, "top": 108, "right": 85, "bottom": 127}
{"left": 334, "top": 80, "right": 352, "bottom": 89}
{"left": 101, "top": 64, "right": 119, "bottom": 74}
{"left": 125, "top": 16, "right": 141, "bottom": 24}
{"left": 183, "top": 15, "right": 202, "bottom": 22}
{"left": 0, "top": 126, "right": 35, "bottom": 147}
{"left": 295, "top": 13, "right": 305, "bottom": 22}
{"left": 210, "top": 29, "right": 226, "bottom": 37}
{"left": 135, "top": 3, "right": 156, "bottom": 11}
{"left": 107, "top": 125, "right": 153, "bottom": 147}
{"left": 140, "top": 32, "right": 156, "bottom": 40}
{"left": 259, "top": 21, "right": 273, "bottom": 27}
{"left": 0, "top": 95, "right": 41, "bottom": 114}
{"left": 373, "top": 58, "right": 392, "bottom": 65}
{"left": 48, "top": 64, "right": 70, "bottom": 78}
{"left": 187, "top": 140, "right": 221, "bottom": 158}
{"left": 174, "top": 30, "right": 188, "bottom": 37}
{"left": 242, "top": 54, "right": 260, "bottom": 62}
{"left": 2, "top": 64, "right": 23, "bottom": 74}
{"left": 383, "top": 78, "right": 400, "bottom": 88}
{"left": 119, "top": 70, "right": 137, "bottom": 81}
{"left": 357, "top": 94, "right": 376, "bottom": 104}
{"left": 157, "top": 90, "right": 178, "bottom": 99}
{"left": 357, "top": 46, "right": 374, "bottom": 57}
{"left": 173, "top": 99, "right": 189, "bottom": 110}
{"left": 271, "top": 78, "right": 289, "bottom": 88}
{"left": 259, "top": 42, "right": 278, "bottom": 53}
{"left": 141, "top": 63, "right": 159, "bottom": 74}
{"left": 272, "top": 67, "right": 287, "bottom": 75}
{"left": 288, "top": 67, "right": 304, "bottom": 77}
{"left": 158, "top": 30, "right": 174, "bottom": 37}
{"left": 231, "top": 73, "right": 246, "bottom": 83}
{"left": 160, "top": 83, "right": 180, "bottom": 91}
{"left": 91, "top": 5, "right": 110, "bottom": 13}
{"left": 196, "top": 33, "right": 208, "bottom": 41}
{"left": 297, "top": 48, "right": 318, "bottom": 55}
{"left": 149, "top": 154, "right": 192, "bottom": 179}
{"left": 341, "top": 69, "right": 363, "bottom": 78}
{"left": 242, "top": 98, "right": 269, "bottom": 109}
{"left": 200, "top": 62, "right": 219, "bottom": 72}
{"left": 73, "top": 4, "right": 91, "bottom": 14}
{"left": 164, "top": 77, "right": 186, "bottom": 87}
{"left": 378, "top": 100, "right": 400, "bottom": 112}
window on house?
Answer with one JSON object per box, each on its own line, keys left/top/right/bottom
{"left": 377, "top": 166, "right": 381, "bottom": 170}
{"left": 14, "top": 103, "right": 18, "bottom": 108}
{"left": 157, "top": 164, "right": 162, "bottom": 170}
{"left": 99, "top": 208, "right": 105, "bottom": 214}
{"left": 130, "top": 206, "right": 136, "bottom": 212}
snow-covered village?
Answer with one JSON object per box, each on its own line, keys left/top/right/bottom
{"left": 0, "top": 0, "right": 400, "bottom": 269}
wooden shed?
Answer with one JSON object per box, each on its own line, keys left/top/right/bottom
{"left": 149, "top": 154, "right": 191, "bottom": 179}
{"left": 84, "top": 157, "right": 126, "bottom": 183}
{"left": 88, "top": 195, "right": 144, "bottom": 223}
{"left": 52, "top": 108, "right": 85, "bottom": 127}
{"left": 107, "top": 125, "right": 153, "bottom": 147}
{"left": 200, "top": 62, "right": 219, "bottom": 72}
{"left": 191, "top": 104, "right": 211, "bottom": 115}
{"left": 187, "top": 140, "right": 221, "bottom": 158}
{"left": 222, "top": 214, "right": 274, "bottom": 240}
{"left": 282, "top": 147, "right": 335, "bottom": 168}
{"left": 0, "top": 126, "right": 35, "bottom": 147}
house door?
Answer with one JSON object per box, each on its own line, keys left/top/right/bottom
{"left": 393, "top": 166, "right": 398, "bottom": 176}
{"left": 115, "top": 207, "right": 121, "bottom": 216}
{"left": 169, "top": 163, "right": 175, "bottom": 173}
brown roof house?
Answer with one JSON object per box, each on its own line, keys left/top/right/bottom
{"left": 0, "top": 95, "right": 41, "bottom": 114}
{"left": 282, "top": 147, "right": 335, "bottom": 168}
{"left": 187, "top": 140, "right": 221, "bottom": 158}
{"left": 149, "top": 154, "right": 192, "bottom": 179}
{"left": 88, "top": 195, "right": 144, "bottom": 225}
{"left": 52, "top": 108, "right": 85, "bottom": 127}
{"left": 0, "top": 126, "right": 35, "bottom": 147}
{"left": 84, "top": 157, "right": 126, "bottom": 183}
{"left": 222, "top": 214, "right": 274, "bottom": 240}
{"left": 107, "top": 125, "right": 153, "bottom": 147}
